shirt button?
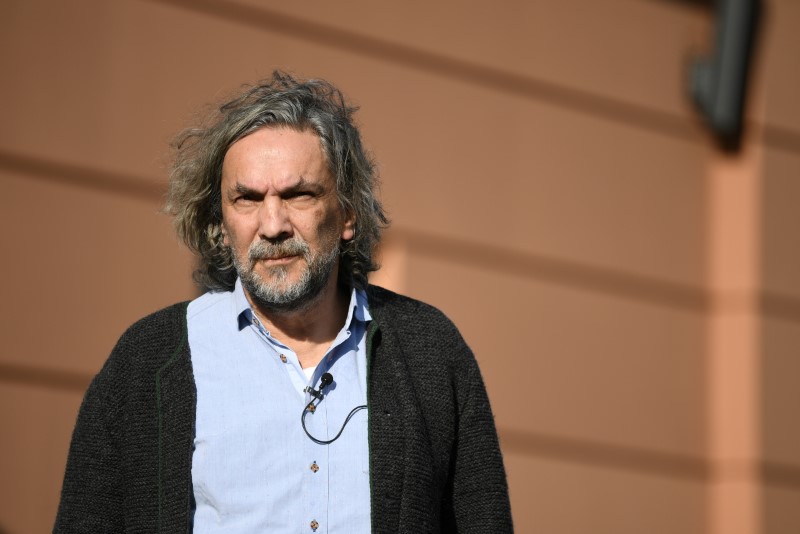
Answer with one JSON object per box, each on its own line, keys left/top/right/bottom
{"left": 279, "top": 354, "right": 287, "bottom": 363}
{"left": 310, "top": 462, "right": 319, "bottom": 473}
{"left": 310, "top": 519, "right": 319, "bottom": 531}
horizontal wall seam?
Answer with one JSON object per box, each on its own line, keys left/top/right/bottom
{"left": 0, "top": 362, "right": 91, "bottom": 393}
{"left": 763, "top": 124, "right": 800, "bottom": 155}
{"left": 147, "top": 0, "right": 800, "bottom": 154}
{"left": 761, "top": 292, "right": 800, "bottom": 324}
{"left": 398, "top": 227, "right": 711, "bottom": 312}
{"left": 396, "top": 228, "right": 800, "bottom": 320}
{"left": 0, "top": 149, "right": 164, "bottom": 202}
{"left": 500, "top": 426, "right": 710, "bottom": 482}
{"left": 501, "top": 427, "right": 800, "bottom": 490}
{"left": 762, "top": 462, "right": 800, "bottom": 491}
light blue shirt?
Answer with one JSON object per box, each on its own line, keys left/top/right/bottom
{"left": 188, "top": 279, "right": 371, "bottom": 533}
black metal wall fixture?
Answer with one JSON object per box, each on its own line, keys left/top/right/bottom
{"left": 689, "top": 0, "right": 761, "bottom": 151}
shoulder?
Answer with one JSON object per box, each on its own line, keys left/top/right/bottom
{"left": 366, "top": 285, "right": 473, "bottom": 367}
{"left": 115, "top": 301, "right": 190, "bottom": 351}
{"left": 95, "top": 301, "right": 190, "bottom": 383}
{"left": 76, "top": 301, "right": 191, "bottom": 423}
{"left": 366, "top": 285, "right": 460, "bottom": 333}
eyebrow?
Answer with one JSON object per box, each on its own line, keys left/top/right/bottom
{"left": 226, "top": 177, "right": 327, "bottom": 201}
{"left": 280, "top": 177, "right": 326, "bottom": 196}
{"left": 227, "top": 183, "right": 261, "bottom": 200}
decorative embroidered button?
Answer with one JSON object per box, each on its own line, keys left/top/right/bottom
{"left": 279, "top": 354, "right": 287, "bottom": 363}
{"left": 310, "top": 462, "right": 319, "bottom": 473}
{"left": 310, "top": 520, "right": 319, "bottom": 531}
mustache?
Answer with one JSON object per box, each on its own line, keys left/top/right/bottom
{"left": 248, "top": 239, "right": 310, "bottom": 262}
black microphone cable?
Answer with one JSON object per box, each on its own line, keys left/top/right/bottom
{"left": 301, "top": 372, "right": 367, "bottom": 445}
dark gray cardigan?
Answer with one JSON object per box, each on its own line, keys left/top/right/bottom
{"left": 54, "top": 286, "right": 512, "bottom": 533}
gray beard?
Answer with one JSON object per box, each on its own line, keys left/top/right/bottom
{"left": 234, "top": 238, "right": 340, "bottom": 314}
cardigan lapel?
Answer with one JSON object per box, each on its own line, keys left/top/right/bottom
{"left": 367, "top": 289, "right": 440, "bottom": 533}
{"left": 154, "top": 306, "right": 196, "bottom": 534}
{"left": 367, "top": 320, "right": 405, "bottom": 534}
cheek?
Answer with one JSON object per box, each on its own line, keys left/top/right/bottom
{"left": 316, "top": 205, "right": 350, "bottom": 238}
{"left": 319, "top": 213, "right": 349, "bottom": 245}
{"left": 220, "top": 213, "right": 254, "bottom": 251}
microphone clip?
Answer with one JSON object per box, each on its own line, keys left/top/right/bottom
{"left": 303, "top": 372, "right": 334, "bottom": 406}
{"left": 303, "top": 385, "right": 325, "bottom": 401}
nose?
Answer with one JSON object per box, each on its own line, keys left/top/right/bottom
{"left": 257, "top": 197, "right": 293, "bottom": 241}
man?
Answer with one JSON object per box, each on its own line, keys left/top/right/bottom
{"left": 55, "top": 71, "right": 512, "bottom": 533}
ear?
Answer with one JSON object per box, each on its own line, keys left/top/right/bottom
{"left": 220, "top": 223, "right": 230, "bottom": 247}
{"left": 341, "top": 210, "right": 356, "bottom": 241}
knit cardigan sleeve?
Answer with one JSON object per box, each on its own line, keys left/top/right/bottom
{"left": 54, "top": 338, "right": 128, "bottom": 532}
{"left": 54, "top": 302, "right": 191, "bottom": 534}
{"left": 448, "top": 342, "right": 513, "bottom": 533}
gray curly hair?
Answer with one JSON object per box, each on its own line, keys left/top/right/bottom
{"left": 166, "top": 71, "right": 388, "bottom": 291}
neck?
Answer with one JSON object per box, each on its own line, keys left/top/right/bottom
{"left": 247, "top": 275, "right": 350, "bottom": 368}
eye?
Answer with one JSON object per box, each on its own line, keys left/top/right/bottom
{"left": 285, "top": 190, "right": 316, "bottom": 203}
{"left": 227, "top": 184, "right": 264, "bottom": 207}
{"left": 233, "top": 194, "right": 259, "bottom": 206}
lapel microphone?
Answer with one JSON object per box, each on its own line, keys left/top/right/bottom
{"left": 304, "top": 372, "right": 333, "bottom": 402}
{"left": 301, "top": 372, "right": 367, "bottom": 445}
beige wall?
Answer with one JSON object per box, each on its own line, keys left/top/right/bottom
{"left": 1, "top": 0, "right": 798, "bottom": 533}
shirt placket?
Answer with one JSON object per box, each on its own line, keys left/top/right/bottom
{"left": 303, "top": 396, "right": 329, "bottom": 533}
{"left": 249, "top": 308, "right": 365, "bottom": 534}
{"left": 252, "top": 315, "right": 331, "bottom": 532}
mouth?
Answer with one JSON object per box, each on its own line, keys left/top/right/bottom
{"left": 257, "top": 254, "right": 299, "bottom": 265}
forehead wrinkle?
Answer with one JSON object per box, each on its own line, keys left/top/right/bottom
{"left": 222, "top": 127, "right": 332, "bottom": 194}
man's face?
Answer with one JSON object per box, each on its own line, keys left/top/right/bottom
{"left": 220, "top": 127, "right": 355, "bottom": 313}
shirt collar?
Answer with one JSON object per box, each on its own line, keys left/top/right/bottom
{"left": 234, "top": 278, "right": 256, "bottom": 330}
{"left": 233, "top": 277, "right": 371, "bottom": 331}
